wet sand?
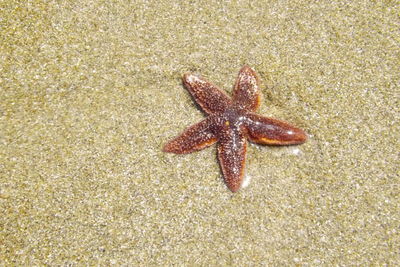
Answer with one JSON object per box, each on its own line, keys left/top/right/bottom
{"left": 1, "top": 1, "right": 399, "bottom": 265}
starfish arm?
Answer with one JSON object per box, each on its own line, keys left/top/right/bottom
{"left": 182, "top": 73, "right": 232, "bottom": 115}
{"left": 163, "top": 117, "right": 217, "bottom": 154}
{"left": 232, "top": 65, "right": 261, "bottom": 111}
{"left": 244, "top": 112, "right": 307, "bottom": 145}
{"left": 217, "top": 128, "right": 247, "bottom": 192}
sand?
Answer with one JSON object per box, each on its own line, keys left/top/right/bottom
{"left": 1, "top": 0, "right": 399, "bottom": 265}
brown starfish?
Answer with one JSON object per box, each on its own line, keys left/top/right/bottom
{"left": 163, "top": 66, "right": 307, "bottom": 192}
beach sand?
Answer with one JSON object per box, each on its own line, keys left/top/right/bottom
{"left": 1, "top": 1, "right": 399, "bottom": 265}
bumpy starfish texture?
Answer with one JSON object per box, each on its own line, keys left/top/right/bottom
{"left": 163, "top": 66, "right": 307, "bottom": 192}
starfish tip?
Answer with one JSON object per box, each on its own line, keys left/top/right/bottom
{"left": 227, "top": 182, "right": 241, "bottom": 193}
{"left": 162, "top": 142, "right": 175, "bottom": 153}
{"left": 294, "top": 128, "right": 308, "bottom": 144}
{"left": 182, "top": 72, "right": 198, "bottom": 83}
{"left": 241, "top": 64, "right": 252, "bottom": 71}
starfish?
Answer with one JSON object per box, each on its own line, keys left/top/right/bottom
{"left": 163, "top": 66, "right": 307, "bottom": 192}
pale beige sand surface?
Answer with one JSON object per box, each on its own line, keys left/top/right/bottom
{"left": 1, "top": 0, "right": 399, "bottom": 265}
